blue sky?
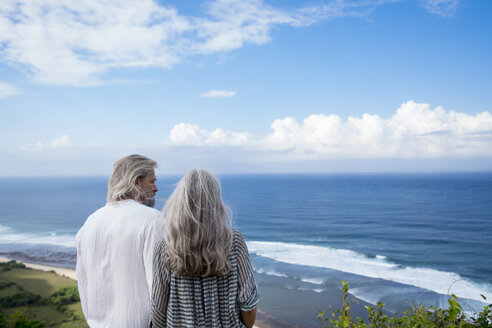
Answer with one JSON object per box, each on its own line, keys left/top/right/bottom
{"left": 1, "top": 0, "right": 491, "bottom": 176}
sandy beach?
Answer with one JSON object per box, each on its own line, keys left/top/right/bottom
{"left": 0, "top": 256, "right": 77, "bottom": 280}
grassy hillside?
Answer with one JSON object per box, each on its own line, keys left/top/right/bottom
{"left": 0, "top": 261, "right": 87, "bottom": 327}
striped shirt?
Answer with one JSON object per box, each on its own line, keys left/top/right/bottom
{"left": 150, "top": 230, "right": 260, "bottom": 328}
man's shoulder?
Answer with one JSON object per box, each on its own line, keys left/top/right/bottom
{"left": 80, "top": 205, "right": 109, "bottom": 227}
{"left": 104, "top": 199, "right": 158, "bottom": 213}
{"left": 87, "top": 204, "right": 109, "bottom": 217}
{"left": 129, "top": 201, "right": 161, "bottom": 219}
{"left": 85, "top": 200, "right": 160, "bottom": 224}
{"left": 77, "top": 205, "right": 106, "bottom": 240}
{"left": 121, "top": 201, "right": 164, "bottom": 230}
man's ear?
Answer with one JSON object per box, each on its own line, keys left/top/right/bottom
{"left": 135, "top": 177, "right": 142, "bottom": 187}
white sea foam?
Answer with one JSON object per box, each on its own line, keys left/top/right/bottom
{"left": 350, "top": 288, "right": 381, "bottom": 306}
{"left": 247, "top": 241, "right": 492, "bottom": 303}
{"left": 300, "top": 277, "right": 325, "bottom": 285}
{"left": 255, "top": 268, "right": 288, "bottom": 278}
{"left": 285, "top": 285, "right": 323, "bottom": 293}
{"left": 0, "top": 224, "right": 75, "bottom": 247}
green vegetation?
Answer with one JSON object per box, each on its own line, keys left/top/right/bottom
{"left": 1, "top": 261, "right": 26, "bottom": 270}
{"left": 0, "top": 261, "right": 87, "bottom": 327}
{"left": 48, "top": 286, "right": 81, "bottom": 319}
{"left": 0, "top": 310, "right": 45, "bottom": 328}
{"left": 0, "top": 283, "right": 15, "bottom": 290}
{"left": 319, "top": 281, "right": 492, "bottom": 328}
{"left": 0, "top": 291, "right": 42, "bottom": 308}
{"left": 6, "top": 259, "right": 490, "bottom": 327}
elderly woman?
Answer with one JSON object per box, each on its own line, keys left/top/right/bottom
{"left": 150, "top": 169, "right": 259, "bottom": 328}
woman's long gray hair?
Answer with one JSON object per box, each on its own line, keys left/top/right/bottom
{"left": 106, "top": 154, "right": 157, "bottom": 203}
{"left": 165, "top": 168, "right": 233, "bottom": 277}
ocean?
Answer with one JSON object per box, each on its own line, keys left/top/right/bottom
{"left": 1, "top": 173, "right": 491, "bottom": 327}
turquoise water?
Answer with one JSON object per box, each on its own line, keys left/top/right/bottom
{"left": 0, "top": 173, "right": 491, "bottom": 326}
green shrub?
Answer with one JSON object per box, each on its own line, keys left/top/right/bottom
{"left": 5, "top": 310, "right": 45, "bottom": 328}
{"left": 0, "top": 282, "right": 15, "bottom": 290}
{"left": 319, "top": 281, "right": 492, "bottom": 328}
{"left": 0, "top": 292, "right": 41, "bottom": 308}
{"left": 0, "top": 261, "right": 26, "bottom": 269}
{"left": 49, "top": 286, "right": 79, "bottom": 306}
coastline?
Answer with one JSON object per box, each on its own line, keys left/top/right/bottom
{"left": 0, "top": 256, "right": 77, "bottom": 280}
{"left": 0, "top": 256, "right": 267, "bottom": 328}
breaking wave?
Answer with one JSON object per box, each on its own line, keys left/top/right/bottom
{"left": 0, "top": 224, "right": 75, "bottom": 248}
{"left": 248, "top": 241, "right": 492, "bottom": 303}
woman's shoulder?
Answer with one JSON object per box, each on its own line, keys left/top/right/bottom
{"left": 155, "top": 239, "right": 168, "bottom": 258}
{"left": 231, "top": 229, "right": 248, "bottom": 254}
{"left": 231, "top": 229, "right": 242, "bottom": 238}
{"left": 231, "top": 229, "right": 245, "bottom": 244}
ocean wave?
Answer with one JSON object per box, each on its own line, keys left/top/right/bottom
{"left": 285, "top": 285, "right": 324, "bottom": 293}
{"left": 247, "top": 241, "right": 492, "bottom": 303}
{"left": 0, "top": 224, "right": 76, "bottom": 248}
{"left": 300, "top": 278, "right": 324, "bottom": 285}
{"left": 255, "top": 268, "right": 288, "bottom": 278}
{"left": 349, "top": 288, "right": 381, "bottom": 306}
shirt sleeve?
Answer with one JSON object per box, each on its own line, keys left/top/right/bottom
{"left": 143, "top": 211, "right": 167, "bottom": 295}
{"left": 75, "top": 228, "right": 89, "bottom": 320}
{"left": 235, "top": 231, "right": 260, "bottom": 312}
{"left": 150, "top": 240, "right": 170, "bottom": 328}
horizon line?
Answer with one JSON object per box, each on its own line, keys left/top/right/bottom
{"left": 1, "top": 170, "right": 492, "bottom": 179}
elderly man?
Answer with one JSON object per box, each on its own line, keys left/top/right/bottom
{"left": 76, "top": 154, "right": 166, "bottom": 327}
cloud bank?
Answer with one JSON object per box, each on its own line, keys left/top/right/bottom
{"left": 0, "top": 0, "right": 459, "bottom": 85}
{"left": 170, "top": 123, "right": 251, "bottom": 147}
{"left": 168, "top": 101, "right": 492, "bottom": 159}
{"left": 20, "top": 135, "right": 102, "bottom": 151}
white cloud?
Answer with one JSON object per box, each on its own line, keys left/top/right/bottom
{"left": 0, "top": 81, "right": 20, "bottom": 98}
{"left": 0, "top": 0, "right": 459, "bottom": 85}
{"left": 423, "top": 0, "right": 459, "bottom": 17}
{"left": 167, "top": 101, "right": 492, "bottom": 158}
{"left": 50, "top": 135, "right": 71, "bottom": 148}
{"left": 192, "top": 0, "right": 306, "bottom": 54}
{"left": 0, "top": 0, "right": 185, "bottom": 85}
{"left": 201, "top": 90, "right": 236, "bottom": 98}
{"left": 20, "top": 135, "right": 102, "bottom": 151}
{"left": 169, "top": 123, "right": 251, "bottom": 147}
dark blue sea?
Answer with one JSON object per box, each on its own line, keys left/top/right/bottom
{"left": 1, "top": 173, "right": 491, "bottom": 327}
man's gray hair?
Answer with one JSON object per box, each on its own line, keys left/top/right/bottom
{"left": 106, "top": 154, "right": 158, "bottom": 203}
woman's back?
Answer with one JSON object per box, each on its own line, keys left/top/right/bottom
{"left": 151, "top": 169, "right": 259, "bottom": 328}
{"left": 151, "top": 230, "right": 259, "bottom": 328}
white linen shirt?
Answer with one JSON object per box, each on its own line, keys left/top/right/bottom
{"left": 76, "top": 199, "right": 166, "bottom": 328}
